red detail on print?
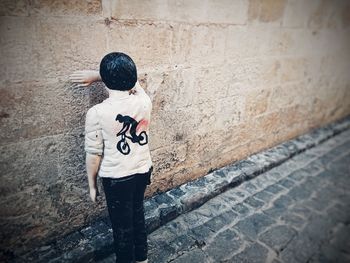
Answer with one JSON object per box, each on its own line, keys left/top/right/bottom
{"left": 136, "top": 119, "right": 149, "bottom": 132}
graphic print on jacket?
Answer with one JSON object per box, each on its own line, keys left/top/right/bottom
{"left": 115, "top": 114, "right": 148, "bottom": 155}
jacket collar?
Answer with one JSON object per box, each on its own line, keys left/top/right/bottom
{"left": 107, "top": 88, "right": 131, "bottom": 100}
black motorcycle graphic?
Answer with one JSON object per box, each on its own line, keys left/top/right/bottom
{"left": 115, "top": 114, "right": 148, "bottom": 155}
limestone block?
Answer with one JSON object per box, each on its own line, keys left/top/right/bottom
{"left": 248, "top": 0, "right": 287, "bottom": 24}
{"left": 0, "top": 0, "right": 28, "bottom": 16}
{"left": 342, "top": 3, "right": 350, "bottom": 28}
{"left": 253, "top": 110, "right": 282, "bottom": 136}
{"left": 0, "top": 17, "right": 37, "bottom": 83}
{"left": 259, "top": 0, "right": 287, "bottom": 23}
{"left": 0, "top": 133, "right": 106, "bottom": 253}
{"left": 57, "top": 128, "right": 86, "bottom": 180}
{"left": 28, "top": 0, "right": 102, "bottom": 16}
{"left": 0, "top": 135, "right": 58, "bottom": 197}
{"left": 245, "top": 87, "right": 271, "bottom": 118}
{"left": 268, "top": 83, "right": 298, "bottom": 110}
{"left": 283, "top": 0, "right": 318, "bottom": 28}
{"left": 158, "top": 68, "right": 199, "bottom": 108}
{"left": 214, "top": 95, "right": 245, "bottom": 129}
{"left": 224, "top": 25, "right": 271, "bottom": 60}
{"left": 32, "top": 17, "right": 107, "bottom": 80}
{"left": 263, "top": 28, "right": 313, "bottom": 56}
{"left": 170, "top": 23, "right": 226, "bottom": 67}
{"left": 0, "top": 16, "right": 107, "bottom": 83}
{"left": 226, "top": 58, "right": 281, "bottom": 91}
{"left": 0, "top": 81, "right": 90, "bottom": 144}
{"left": 191, "top": 99, "right": 217, "bottom": 134}
{"left": 307, "top": 0, "right": 332, "bottom": 29}
{"left": 305, "top": 0, "right": 349, "bottom": 30}
{"left": 280, "top": 57, "right": 308, "bottom": 82}
{"left": 107, "top": 22, "right": 172, "bottom": 68}
{"left": 106, "top": 0, "right": 248, "bottom": 25}
{"left": 194, "top": 66, "right": 230, "bottom": 105}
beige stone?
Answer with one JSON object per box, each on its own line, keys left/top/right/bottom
{"left": 0, "top": 81, "right": 91, "bottom": 144}
{"left": 107, "top": 22, "right": 172, "bottom": 69}
{"left": 248, "top": 0, "right": 261, "bottom": 22}
{"left": 245, "top": 87, "right": 271, "bottom": 118}
{"left": 106, "top": 0, "right": 248, "bottom": 25}
{"left": 342, "top": 3, "right": 350, "bottom": 28}
{"left": 0, "top": 0, "right": 28, "bottom": 16}
{"left": 28, "top": 0, "right": 102, "bottom": 16}
{"left": 282, "top": 0, "right": 318, "bottom": 28}
{"left": 280, "top": 57, "right": 308, "bottom": 83}
{"left": 259, "top": 0, "right": 287, "bottom": 23}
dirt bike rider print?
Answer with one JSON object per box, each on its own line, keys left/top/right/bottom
{"left": 115, "top": 114, "right": 148, "bottom": 155}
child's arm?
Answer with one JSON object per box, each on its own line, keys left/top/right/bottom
{"left": 69, "top": 70, "right": 101, "bottom": 87}
{"left": 70, "top": 69, "right": 139, "bottom": 95}
{"left": 86, "top": 153, "right": 101, "bottom": 202}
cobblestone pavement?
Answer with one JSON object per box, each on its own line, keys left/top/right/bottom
{"left": 99, "top": 129, "right": 350, "bottom": 263}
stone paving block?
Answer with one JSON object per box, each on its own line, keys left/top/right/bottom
{"left": 56, "top": 232, "right": 85, "bottom": 252}
{"left": 189, "top": 224, "right": 216, "bottom": 243}
{"left": 217, "top": 189, "right": 239, "bottom": 204}
{"left": 236, "top": 160, "right": 261, "bottom": 179}
{"left": 288, "top": 151, "right": 317, "bottom": 166}
{"left": 276, "top": 178, "right": 296, "bottom": 189}
{"left": 205, "top": 194, "right": 232, "bottom": 212}
{"left": 148, "top": 242, "right": 176, "bottom": 263}
{"left": 289, "top": 205, "right": 314, "bottom": 219}
{"left": 202, "top": 210, "right": 238, "bottom": 232}
{"left": 279, "top": 232, "right": 319, "bottom": 263}
{"left": 280, "top": 212, "right": 305, "bottom": 229}
{"left": 259, "top": 225, "right": 297, "bottom": 253}
{"left": 273, "top": 194, "right": 294, "bottom": 209}
{"left": 240, "top": 181, "right": 260, "bottom": 194}
{"left": 231, "top": 189, "right": 251, "bottom": 201}
{"left": 243, "top": 196, "right": 265, "bottom": 209}
{"left": 253, "top": 190, "right": 274, "bottom": 203}
{"left": 303, "top": 216, "right": 333, "bottom": 242}
{"left": 171, "top": 248, "right": 211, "bottom": 263}
{"left": 264, "top": 169, "right": 285, "bottom": 181}
{"left": 287, "top": 185, "right": 313, "bottom": 201}
{"left": 202, "top": 228, "right": 243, "bottom": 262}
{"left": 264, "top": 184, "right": 285, "bottom": 194}
{"left": 232, "top": 203, "right": 252, "bottom": 217}
{"left": 302, "top": 159, "right": 325, "bottom": 176}
{"left": 287, "top": 168, "right": 309, "bottom": 182}
{"left": 80, "top": 221, "right": 110, "bottom": 240}
{"left": 233, "top": 213, "right": 275, "bottom": 240}
{"left": 326, "top": 203, "right": 349, "bottom": 225}
{"left": 167, "top": 234, "right": 198, "bottom": 256}
{"left": 227, "top": 242, "right": 269, "bottom": 263}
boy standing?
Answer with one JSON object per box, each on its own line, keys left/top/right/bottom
{"left": 70, "top": 52, "right": 152, "bottom": 263}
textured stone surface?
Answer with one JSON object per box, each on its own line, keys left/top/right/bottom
{"left": 1, "top": 0, "right": 350, "bottom": 259}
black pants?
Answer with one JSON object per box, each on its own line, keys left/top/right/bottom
{"left": 102, "top": 167, "right": 152, "bottom": 263}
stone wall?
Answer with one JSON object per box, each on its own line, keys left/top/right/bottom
{"left": 1, "top": 0, "right": 349, "bottom": 257}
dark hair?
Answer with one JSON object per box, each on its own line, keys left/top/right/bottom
{"left": 99, "top": 52, "right": 137, "bottom": 91}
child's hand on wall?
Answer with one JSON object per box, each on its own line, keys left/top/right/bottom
{"left": 69, "top": 70, "right": 101, "bottom": 87}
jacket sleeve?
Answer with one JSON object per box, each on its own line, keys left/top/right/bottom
{"left": 85, "top": 107, "right": 104, "bottom": 155}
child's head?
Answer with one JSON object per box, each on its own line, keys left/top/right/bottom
{"left": 99, "top": 52, "right": 137, "bottom": 91}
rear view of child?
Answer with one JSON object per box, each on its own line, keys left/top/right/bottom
{"left": 70, "top": 52, "right": 153, "bottom": 263}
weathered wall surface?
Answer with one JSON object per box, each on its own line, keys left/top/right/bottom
{"left": 1, "top": 0, "right": 350, "bottom": 257}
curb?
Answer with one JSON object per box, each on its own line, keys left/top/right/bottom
{"left": 18, "top": 115, "right": 350, "bottom": 263}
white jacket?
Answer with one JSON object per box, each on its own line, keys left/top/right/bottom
{"left": 84, "top": 82, "right": 153, "bottom": 179}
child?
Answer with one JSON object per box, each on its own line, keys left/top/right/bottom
{"left": 70, "top": 52, "right": 153, "bottom": 263}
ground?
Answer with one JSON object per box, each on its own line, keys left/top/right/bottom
{"left": 99, "top": 129, "right": 350, "bottom": 263}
